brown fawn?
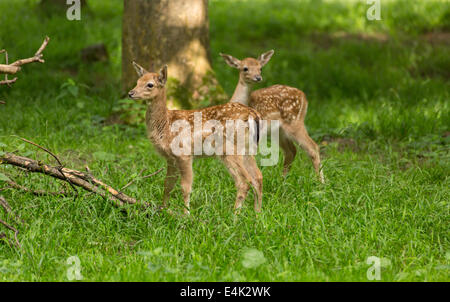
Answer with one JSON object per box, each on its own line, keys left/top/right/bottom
{"left": 220, "top": 50, "right": 324, "bottom": 183}
{"left": 128, "top": 62, "right": 263, "bottom": 214}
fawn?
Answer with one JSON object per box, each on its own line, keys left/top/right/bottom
{"left": 128, "top": 62, "right": 263, "bottom": 214}
{"left": 220, "top": 50, "right": 324, "bottom": 183}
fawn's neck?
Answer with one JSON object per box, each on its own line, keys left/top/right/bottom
{"left": 145, "top": 90, "right": 169, "bottom": 146}
{"left": 230, "top": 77, "right": 252, "bottom": 105}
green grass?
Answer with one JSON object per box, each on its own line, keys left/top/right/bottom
{"left": 0, "top": 0, "right": 449, "bottom": 281}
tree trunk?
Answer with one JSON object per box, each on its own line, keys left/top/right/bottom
{"left": 122, "top": 0, "right": 227, "bottom": 108}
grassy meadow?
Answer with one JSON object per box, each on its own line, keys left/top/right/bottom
{"left": 0, "top": 0, "right": 449, "bottom": 281}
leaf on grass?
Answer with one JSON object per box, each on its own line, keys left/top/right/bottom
{"left": 241, "top": 248, "right": 266, "bottom": 269}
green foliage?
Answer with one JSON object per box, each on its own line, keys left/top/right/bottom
{"left": 0, "top": 0, "right": 448, "bottom": 281}
{"left": 166, "top": 70, "right": 229, "bottom": 110}
{"left": 196, "top": 70, "right": 229, "bottom": 108}
{"left": 166, "top": 77, "right": 191, "bottom": 108}
{"left": 112, "top": 98, "right": 146, "bottom": 126}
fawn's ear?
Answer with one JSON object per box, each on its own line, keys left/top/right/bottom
{"left": 219, "top": 53, "right": 241, "bottom": 69}
{"left": 158, "top": 65, "right": 168, "bottom": 86}
{"left": 132, "top": 61, "right": 147, "bottom": 77}
{"left": 258, "top": 50, "right": 274, "bottom": 67}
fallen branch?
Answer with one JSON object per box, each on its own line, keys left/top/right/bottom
{"left": 0, "top": 196, "right": 21, "bottom": 248}
{"left": 19, "top": 137, "right": 78, "bottom": 199}
{"left": 0, "top": 36, "right": 49, "bottom": 83}
{"left": 0, "top": 152, "right": 150, "bottom": 209}
{"left": 0, "top": 195, "right": 12, "bottom": 213}
{"left": 121, "top": 168, "right": 163, "bottom": 191}
{"left": 1, "top": 178, "right": 70, "bottom": 197}
{"left": 0, "top": 49, "right": 11, "bottom": 86}
{"left": 0, "top": 195, "right": 23, "bottom": 225}
{"left": 0, "top": 218, "right": 20, "bottom": 248}
{"left": 0, "top": 77, "right": 17, "bottom": 86}
{"left": 0, "top": 65, "right": 20, "bottom": 75}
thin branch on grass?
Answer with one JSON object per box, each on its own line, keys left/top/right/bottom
{"left": 0, "top": 195, "right": 12, "bottom": 213}
{"left": 19, "top": 137, "right": 62, "bottom": 166}
{"left": 0, "top": 196, "right": 21, "bottom": 248}
{"left": 121, "top": 169, "right": 145, "bottom": 190}
{"left": 0, "top": 218, "right": 20, "bottom": 248}
{"left": 0, "top": 195, "right": 24, "bottom": 225}
{"left": 0, "top": 152, "right": 150, "bottom": 209}
{"left": 142, "top": 169, "right": 164, "bottom": 180}
{"left": 1, "top": 178, "right": 70, "bottom": 197}
{"left": 120, "top": 168, "right": 164, "bottom": 191}
{"left": 18, "top": 137, "right": 79, "bottom": 199}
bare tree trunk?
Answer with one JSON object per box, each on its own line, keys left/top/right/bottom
{"left": 122, "top": 0, "right": 227, "bottom": 108}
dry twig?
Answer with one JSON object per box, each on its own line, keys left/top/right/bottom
{"left": 0, "top": 36, "right": 50, "bottom": 82}
{"left": 1, "top": 178, "right": 69, "bottom": 197}
{"left": 120, "top": 168, "right": 164, "bottom": 191}
{"left": 0, "top": 196, "right": 21, "bottom": 248}
{"left": 0, "top": 78, "right": 18, "bottom": 85}
{"left": 0, "top": 218, "right": 20, "bottom": 248}
{"left": 0, "top": 152, "right": 150, "bottom": 209}
{"left": 18, "top": 137, "right": 79, "bottom": 199}
{"left": 0, "top": 195, "right": 23, "bottom": 225}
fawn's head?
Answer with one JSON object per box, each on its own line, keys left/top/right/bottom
{"left": 128, "top": 62, "right": 167, "bottom": 101}
{"left": 220, "top": 50, "right": 274, "bottom": 84}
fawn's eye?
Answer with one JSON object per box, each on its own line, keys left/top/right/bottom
{"left": 147, "top": 82, "right": 154, "bottom": 89}
{"left": 243, "top": 67, "right": 249, "bottom": 72}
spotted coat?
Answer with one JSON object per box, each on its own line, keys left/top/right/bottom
{"left": 250, "top": 84, "right": 308, "bottom": 123}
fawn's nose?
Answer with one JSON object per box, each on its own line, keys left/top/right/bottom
{"left": 255, "top": 76, "right": 262, "bottom": 82}
{"left": 128, "top": 90, "right": 135, "bottom": 98}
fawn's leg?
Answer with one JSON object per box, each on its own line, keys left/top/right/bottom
{"left": 163, "top": 160, "right": 178, "bottom": 208}
{"left": 243, "top": 155, "right": 263, "bottom": 212}
{"left": 283, "top": 121, "right": 324, "bottom": 183}
{"left": 279, "top": 129, "right": 297, "bottom": 176}
{"left": 221, "top": 156, "right": 250, "bottom": 211}
{"left": 177, "top": 157, "right": 193, "bottom": 215}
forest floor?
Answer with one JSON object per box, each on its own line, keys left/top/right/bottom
{"left": 0, "top": 0, "right": 448, "bottom": 281}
